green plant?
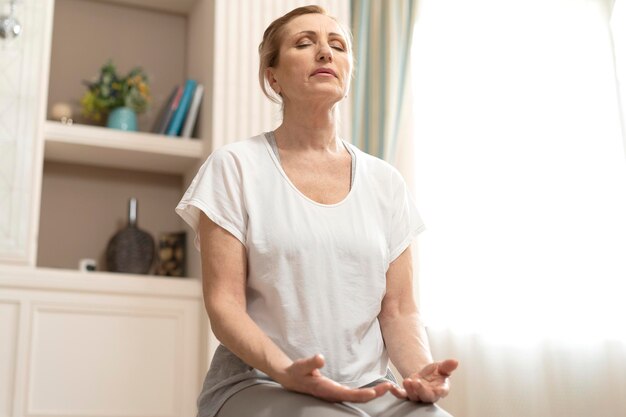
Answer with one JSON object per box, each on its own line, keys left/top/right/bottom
{"left": 80, "top": 60, "right": 151, "bottom": 122}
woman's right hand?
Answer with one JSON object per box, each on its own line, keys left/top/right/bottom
{"left": 275, "top": 354, "right": 392, "bottom": 403}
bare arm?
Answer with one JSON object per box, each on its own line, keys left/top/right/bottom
{"left": 198, "top": 213, "right": 391, "bottom": 402}
{"left": 378, "top": 245, "right": 458, "bottom": 402}
{"left": 378, "top": 246, "right": 433, "bottom": 377}
{"left": 199, "top": 213, "right": 292, "bottom": 379}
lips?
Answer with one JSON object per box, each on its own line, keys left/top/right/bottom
{"left": 311, "top": 67, "right": 337, "bottom": 77}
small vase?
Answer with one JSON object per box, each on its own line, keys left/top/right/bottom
{"left": 107, "top": 106, "right": 137, "bottom": 131}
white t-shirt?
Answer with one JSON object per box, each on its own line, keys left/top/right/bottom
{"left": 176, "top": 133, "right": 425, "bottom": 388}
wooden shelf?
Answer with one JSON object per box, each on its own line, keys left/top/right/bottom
{"left": 91, "top": 0, "right": 197, "bottom": 15}
{"left": 44, "top": 120, "right": 204, "bottom": 175}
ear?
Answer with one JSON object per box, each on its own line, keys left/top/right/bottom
{"left": 266, "top": 68, "right": 281, "bottom": 95}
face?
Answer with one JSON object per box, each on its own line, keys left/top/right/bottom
{"left": 266, "top": 13, "right": 353, "bottom": 106}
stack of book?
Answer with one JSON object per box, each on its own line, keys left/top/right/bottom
{"left": 152, "top": 79, "right": 204, "bottom": 138}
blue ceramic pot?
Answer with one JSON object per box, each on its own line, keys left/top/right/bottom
{"left": 107, "top": 107, "right": 137, "bottom": 131}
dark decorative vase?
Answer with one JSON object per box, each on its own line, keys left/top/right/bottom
{"left": 106, "top": 198, "right": 155, "bottom": 274}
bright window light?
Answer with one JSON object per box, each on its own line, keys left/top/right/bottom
{"left": 411, "top": 0, "right": 626, "bottom": 345}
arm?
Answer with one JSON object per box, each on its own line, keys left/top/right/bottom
{"left": 378, "top": 245, "right": 458, "bottom": 402}
{"left": 198, "top": 213, "right": 391, "bottom": 402}
{"left": 199, "top": 212, "right": 292, "bottom": 378}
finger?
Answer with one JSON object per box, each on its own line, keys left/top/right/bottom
{"left": 312, "top": 378, "right": 377, "bottom": 403}
{"left": 341, "top": 388, "right": 382, "bottom": 403}
{"left": 336, "top": 382, "right": 392, "bottom": 403}
{"left": 432, "top": 385, "right": 449, "bottom": 399}
{"left": 295, "top": 354, "right": 325, "bottom": 375}
{"left": 371, "top": 382, "right": 393, "bottom": 398}
{"left": 413, "top": 380, "right": 439, "bottom": 403}
{"left": 332, "top": 387, "right": 378, "bottom": 403}
{"left": 389, "top": 384, "right": 408, "bottom": 399}
{"left": 406, "top": 378, "right": 440, "bottom": 403}
{"left": 437, "top": 359, "right": 459, "bottom": 376}
{"left": 403, "top": 378, "right": 421, "bottom": 402}
{"left": 311, "top": 354, "right": 326, "bottom": 369}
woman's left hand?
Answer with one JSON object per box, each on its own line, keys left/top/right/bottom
{"left": 389, "top": 359, "right": 459, "bottom": 403}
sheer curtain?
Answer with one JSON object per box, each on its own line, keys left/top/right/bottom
{"left": 411, "top": 0, "right": 626, "bottom": 416}
{"left": 350, "top": 0, "right": 419, "bottom": 188}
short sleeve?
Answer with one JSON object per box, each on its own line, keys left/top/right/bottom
{"left": 388, "top": 169, "right": 426, "bottom": 263}
{"left": 175, "top": 149, "right": 247, "bottom": 251}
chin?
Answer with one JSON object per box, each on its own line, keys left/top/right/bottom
{"left": 306, "top": 87, "right": 345, "bottom": 100}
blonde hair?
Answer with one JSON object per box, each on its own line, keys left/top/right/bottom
{"left": 258, "top": 5, "right": 353, "bottom": 103}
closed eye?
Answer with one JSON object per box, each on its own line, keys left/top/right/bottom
{"left": 330, "top": 40, "right": 346, "bottom": 51}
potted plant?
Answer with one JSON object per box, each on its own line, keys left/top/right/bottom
{"left": 80, "top": 60, "right": 151, "bottom": 131}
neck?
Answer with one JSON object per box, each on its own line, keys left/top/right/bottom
{"left": 274, "top": 101, "right": 342, "bottom": 153}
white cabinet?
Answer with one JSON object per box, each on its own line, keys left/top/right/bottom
{"left": 0, "top": 266, "right": 206, "bottom": 417}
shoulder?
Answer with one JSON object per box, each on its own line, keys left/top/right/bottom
{"left": 345, "top": 141, "right": 405, "bottom": 186}
{"left": 201, "top": 133, "right": 270, "bottom": 172}
{"left": 194, "top": 133, "right": 270, "bottom": 180}
{"left": 210, "top": 133, "right": 268, "bottom": 161}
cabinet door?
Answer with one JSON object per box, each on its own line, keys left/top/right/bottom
{"left": 0, "top": 269, "right": 204, "bottom": 417}
{"left": 25, "top": 294, "right": 201, "bottom": 417}
{"left": 0, "top": 0, "right": 54, "bottom": 265}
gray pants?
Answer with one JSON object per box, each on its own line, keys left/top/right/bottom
{"left": 216, "top": 383, "right": 453, "bottom": 417}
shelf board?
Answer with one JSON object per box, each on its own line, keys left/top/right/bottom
{"left": 90, "top": 0, "right": 197, "bottom": 15}
{"left": 44, "top": 120, "right": 204, "bottom": 175}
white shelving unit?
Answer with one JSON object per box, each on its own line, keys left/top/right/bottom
{"left": 33, "top": 0, "right": 215, "bottom": 277}
{"left": 44, "top": 120, "right": 203, "bottom": 174}
{"left": 1, "top": 3, "right": 212, "bottom": 412}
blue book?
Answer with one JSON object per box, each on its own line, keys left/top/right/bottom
{"left": 152, "top": 85, "right": 182, "bottom": 134}
{"left": 166, "top": 79, "right": 197, "bottom": 136}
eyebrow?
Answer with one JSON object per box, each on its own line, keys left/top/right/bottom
{"left": 292, "top": 30, "right": 345, "bottom": 40}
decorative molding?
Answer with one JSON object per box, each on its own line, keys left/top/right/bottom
{"left": 0, "top": 0, "right": 53, "bottom": 265}
{"left": 0, "top": 300, "right": 19, "bottom": 417}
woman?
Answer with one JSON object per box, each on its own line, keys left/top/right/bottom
{"left": 176, "top": 5, "right": 458, "bottom": 417}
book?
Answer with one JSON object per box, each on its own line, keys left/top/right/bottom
{"left": 153, "top": 85, "right": 183, "bottom": 134}
{"left": 181, "top": 84, "right": 204, "bottom": 138}
{"left": 166, "top": 79, "right": 197, "bottom": 137}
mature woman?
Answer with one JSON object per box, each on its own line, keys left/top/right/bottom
{"left": 176, "top": 5, "right": 457, "bottom": 417}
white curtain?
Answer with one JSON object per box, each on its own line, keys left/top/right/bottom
{"left": 613, "top": 0, "right": 626, "bottom": 149}
{"left": 411, "top": 0, "right": 626, "bottom": 416}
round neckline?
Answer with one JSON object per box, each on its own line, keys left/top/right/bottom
{"left": 262, "top": 132, "right": 357, "bottom": 208}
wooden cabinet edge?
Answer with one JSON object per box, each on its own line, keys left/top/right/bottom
{"left": 0, "top": 265, "right": 202, "bottom": 299}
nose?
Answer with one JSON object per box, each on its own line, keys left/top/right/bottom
{"left": 316, "top": 43, "right": 333, "bottom": 62}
